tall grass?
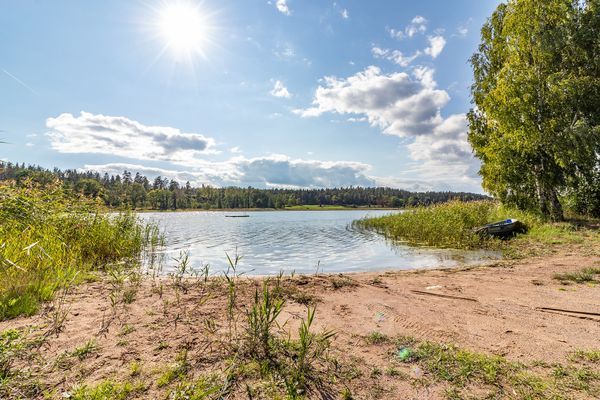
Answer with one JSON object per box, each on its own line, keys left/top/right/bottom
{"left": 356, "top": 200, "right": 542, "bottom": 249}
{"left": 0, "top": 180, "right": 159, "bottom": 320}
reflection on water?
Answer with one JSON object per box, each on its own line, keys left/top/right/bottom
{"left": 139, "top": 210, "right": 501, "bottom": 275}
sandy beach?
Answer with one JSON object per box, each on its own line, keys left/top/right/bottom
{"left": 2, "top": 243, "right": 599, "bottom": 399}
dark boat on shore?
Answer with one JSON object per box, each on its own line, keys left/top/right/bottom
{"left": 475, "top": 219, "right": 526, "bottom": 238}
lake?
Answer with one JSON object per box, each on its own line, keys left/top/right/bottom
{"left": 139, "top": 210, "right": 500, "bottom": 275}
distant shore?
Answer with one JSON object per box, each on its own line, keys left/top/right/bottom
{"left": 131, "top": 205, "right": 404, "bottom": 213}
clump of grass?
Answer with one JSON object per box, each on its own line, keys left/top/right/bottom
{"left": 330, "top": 275, "right": 358, "bottom": 290}
{"left": 119, "top": 324, "right": 136, "bottom": 336}
{"left": 365, "top": 331, "right": 389, "bottom": 345}
{"left": 71, "top": 339, "right": 99, "bottom": 361}
{"left": 168, "top": 375, "right": 224, "bottom": 400}
{"left": 157, "top": 350, "right": 191, "bottom": 387}
{"left": 554, "top": 267, "right": 600, "bottom": 284}
{"left": 244, "top": 282, "right": 284, "bottom": 360}
{"left": 70, "top": 380, "right": 146, "bottom": 400}
{"left": 398, "top": 340, "right": 600, "bottom": 398}
{"left": 0, "top": 181, "right": 160, "bottom": 320}
{"left": 356, "top": 200, "right": 540, "bottom": 249}
{"left": 571, "top": 349, "right": 600, "bottom": 364}
{"left": 129, "top": 361, "right": 142, "bottom": 377}
{"left": 280, "top": 306, "right": 336, "bottom": 397}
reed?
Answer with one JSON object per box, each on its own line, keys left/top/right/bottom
{"left": 356, "top": 200, "right": 541, "bottom": 249}
{"left": 0, "top": 180, "right": 160, "bottom": 320}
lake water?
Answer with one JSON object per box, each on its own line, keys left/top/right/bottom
{"left": 139, "top": 210, "right": 500, "bottom": 275}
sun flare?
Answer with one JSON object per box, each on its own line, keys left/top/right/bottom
{"left": 157, "top": 1, "right": 212, "bottom": 60}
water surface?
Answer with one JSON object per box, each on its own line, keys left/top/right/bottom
{"left": 139, "top": 210, "right": 500, "bottom": 275}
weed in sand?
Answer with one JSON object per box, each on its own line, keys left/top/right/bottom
{"left": 71, "top": 339, "right": 99, "bottom": 361}
{"left": 330, "top": 275, "right": 358, "bottom": 289}
{"left": 365, "top": 331, "right": 389, "bottom": 345}
{"left": 245, "top": 283, "right": 284, "bottom": 360}
{"left": 119, "top": 324, "right": 136, "bottom": 336}
{"left": 553, "top": 267, "right": 599, "bottom": 284}
{"left": 156, "top": 341, "right": 170, "bottom": 351}
{"left": 280, "top": 306, "right": 336, "bottom": 398}
{"left": 129, "top": 361, "right": 142, "bottom": 377}
{"left": 571, "top": 349, "right": 600, "bottom": 364}
{"left": 340, "top": 387, "right": 354, "bottom": 400}
{"left": 70, "top": 380, "right": 146, "bottom": 400}
{"left": 168, "top": 374, "right": 224, "bottom": 400}
{"left": 157, "top": 350, "right": 191, "bottom": 387}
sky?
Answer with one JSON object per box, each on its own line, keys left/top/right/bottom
{"left": 0, "top": 0, "right": 500, "bottom": 193}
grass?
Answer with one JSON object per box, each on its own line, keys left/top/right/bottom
{"left": 554, "top": 267, "right": 600, "bottom": 284}
{"left": 392, "top": 340, "right": 600, "bottom": 399}
{"left": 356, "top": 199, "right": 599, "bottom": 252}
{"left": 157, "top": 350, "right": 191, "bottom": 387}
{"left": 70, "top": 380, "right": 147, "bottom": 400}
{"left": 71, "top": 339, "right": 99, "bottom": 361}
{"left": 571, "top": 349, "right": 600, "bottom": 363}
{"left": 0, "top": 180, "right": 161, "bottom": 320}
{"left": 365, "top": 331, "right": 390, "bottom": 345}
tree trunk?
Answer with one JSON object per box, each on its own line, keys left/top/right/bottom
{"left": 548, "top": 187, "right": 564, "bottom": 221}
{"left": 534, "top": 166, "right": 550, "bottom": 218}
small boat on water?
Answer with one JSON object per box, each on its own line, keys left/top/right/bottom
{"left": 225, "top": 215, "right": 250, "bottom": 218}
{"left": 475, "top": 219, "right": 526, "bottom": 238}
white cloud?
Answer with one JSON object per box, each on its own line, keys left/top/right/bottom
{"left": 46, "top": 112, "right": 216, "bottom": 164}
{"left": 389, "top": 15, "right": 428, "bottom": 40}
{"left": 83, "top": 155, "right": 376, "bottom": 189}
{"left": 457, "top": 26, "right": 468, "bottom": 37}
{"left": 275, "top": 0, "right": 290, "bottom": 15}
{"left": 294, "top": 66, "right": 449, "bottom": 137}
{"left": 371, "top": 46, "right": 421, "bottom": 67}
{"left": 424, "top": 35, "right": 446, "bottom": 58}
{"left": 25, "top": 142, "right": 34, "bottom": 147}
{"left": 230, "top": 146, "right": 242, "bottom": 154}
{"left": 270, "top": 80, "right": 291, "bottom": 98}
{"left": 295, "top": 67, "right": 481, "bottom": 191}
{"left": 340, "top": 8, "right": 349, "bottom": 19}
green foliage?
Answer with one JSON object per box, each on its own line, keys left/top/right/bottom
{"left": 70, "top": 380, "right": 146, "bottom": 400}
{"left": 554, "top": 267, "right": 600, "bottom": 284}
{"left": 365, "top": 331, "right": 390, "bottom": 345}
{"left": 168, "top": 375, "right": 223, "bottom": 400}
{"left": 571, "top": 349, "right": 600, "bottom": 364}
{"left": 245, "top": 283, "right": 285, "bottom": 360}
{"left": 0, "top": 161, "right": 489, "bottom": 210}
{"left": 468, "top": 0, "right": 600, "bottom": 220}
{"left": 157, "top": 350, "right": 191, "bottom": 387}
{"left": 71, "top": 339, "right": 99, "bottom": 361}
{"left": 0, "top": 181, "right": 159, "bottom": 320}
{"left": 357, "top": 200, "right": 539, "bottom": 249}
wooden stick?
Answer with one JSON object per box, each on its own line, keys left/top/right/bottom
{"left": 535, "top": 307, "right": 600, "bottom": 317}
{"left": 536, "top": 308, "right": 600, "bottom": 322}
{"left": 410, "top": 290, "right": 478, "bottom": 302}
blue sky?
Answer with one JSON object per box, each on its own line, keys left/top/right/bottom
{"left": 0, "top": 0, "right": 500, "bottom": 192}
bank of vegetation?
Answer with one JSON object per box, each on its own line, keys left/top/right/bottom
{"left": 0, "top": 179, "right": 160, "bottom": 320}
{"left": 357, "top": 200, "right": 599, "bottom": 254}
{"left": 0, "top": 162, "right": 488, "bottom": 210}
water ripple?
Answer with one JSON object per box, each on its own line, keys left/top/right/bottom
{"left": 139, "top": 210, "right": 501, "bottom": 275}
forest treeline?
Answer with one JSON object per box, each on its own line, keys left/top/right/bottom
{"left": 0, "top": 162, "right": 489, "bottom": 210}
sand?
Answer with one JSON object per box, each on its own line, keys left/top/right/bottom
{"left": 1, "top": 245, "right": 599, "bottom": 399}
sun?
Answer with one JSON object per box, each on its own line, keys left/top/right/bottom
{"left": 157, "top": 1, "right": 212, "bottom": 60}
